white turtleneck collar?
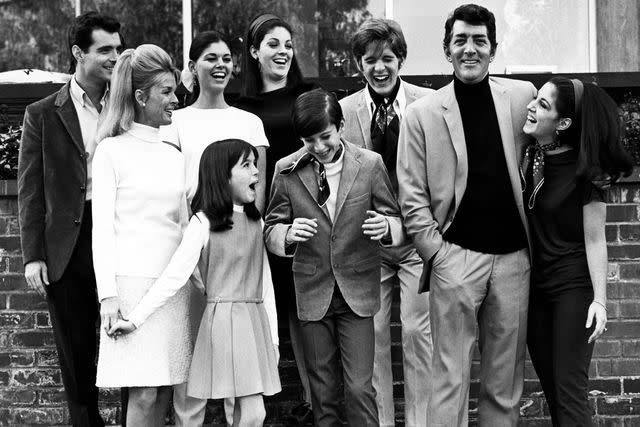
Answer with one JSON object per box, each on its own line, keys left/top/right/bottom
{"left": 233, "top": 204, "right": 245, "bottom": 213}
{"left": 128, "top": 122, "right": 160, "bottom": 143}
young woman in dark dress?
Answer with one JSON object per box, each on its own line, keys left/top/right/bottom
{"left": 521, "top": 77, "right": 633, "bottom": 426}
{"left": 234, "top": 13, "right": 317, "bottom": 424}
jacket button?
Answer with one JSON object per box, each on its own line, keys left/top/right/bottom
{"left": 80, "top": 185, "right": 86, "bottom": 192}
{"left": 333, "top": 263, "right": 338, "bottom": 268}
{"left": 85, "top": 152, "right": 90, "bottom": 158}
{"left": 74, "top": 219, "right": 81, "bottom": 226}
{"left": 331, "top": 235, "right": 336, "bottom": 241}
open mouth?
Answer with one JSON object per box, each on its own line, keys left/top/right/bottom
{"left": 211, "top": 71, "right": 226, "bottom": 79}
{"left": 526, "top": 115, "right": 537, "bottom": 123}
{"left": 273, "top": 58, "right": 288, "bottom": 65}
{"left": 248, "top": 180, "right": 258, "bottom": 191}
{"left": 373, "top": 75, "right": 390, "bottom": 82}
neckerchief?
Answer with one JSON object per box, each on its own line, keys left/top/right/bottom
{"left": 369, "top": 79, "right": 401, "bottom": 173}
{"left": 520, "top": 140, "right": 562, "bottom": 209}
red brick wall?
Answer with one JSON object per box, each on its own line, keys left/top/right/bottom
{"left": 1, "top": 173, "right": 639, "bottom": 426}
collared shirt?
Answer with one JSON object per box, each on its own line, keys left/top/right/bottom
{"left": 69, "top": 76, "right": 108, "bottom": 200}
{"left": 363, "top": 78, "right": 408, "bottom": 122}
{"left": 321, "top": 142, "right": 346, "bottom": 222}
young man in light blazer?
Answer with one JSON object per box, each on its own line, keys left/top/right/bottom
{"left": 265, "top": 89, "right": 404, "bottom": 427}
{"left": 396, "top": 4, "right": 536, "bottom": 426}
{"left": 339, "top": 19, "right": 433, "bottom": 427}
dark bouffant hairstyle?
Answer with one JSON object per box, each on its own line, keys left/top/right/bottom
{"left": 240, "top": 13, "right": 304, "bottom": 97}
{"left": 68, "top": 11, "right": 123, "bottom": 73}
{"left": 292, "top": 88, "right": 343, "bottom": 138}
{"left": 550, "top": 77, "right": 633, "bottom": 181}
{"left": 443, "top": 4, "right": 497, "bottom": 55}
{"left": 187, "top": 30, "right": 229, "bottom": 105}
{"left": 191, "top": 139, "right": 261, "bottom": 231}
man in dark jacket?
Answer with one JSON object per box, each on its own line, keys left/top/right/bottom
{"left": 18, "top": 12, "right": 122, "bottom": 426}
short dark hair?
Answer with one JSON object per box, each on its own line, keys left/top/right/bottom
{"left": 549, "top": 77, "right": 633, "bottom": 181}
{"left": 68, "top": 11, "right": 122, "bottom": 73}
{"left": 292, "top": 88, "right": 343, "bottom": 138}
{"left": 240, "top": 14, "right": 304, "bottom": 97}
{"left": 443, "top": 4, "right": 497, "bottom": 55}
{"left": 351, "top": 18, "right": 407, "bottom": 66}
{"left": 187, "top": 30, "right": 229, "bottom": 105}
{"left": 191, "top": 139, "right": 261, "bottom": 231}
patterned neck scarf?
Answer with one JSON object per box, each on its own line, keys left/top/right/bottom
{"left": 520, "top": 140, "right": 562, "bottom": 209}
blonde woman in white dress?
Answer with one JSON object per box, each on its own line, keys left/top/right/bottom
{"left": 92, "top": 44, "right": 190, "bottom": 427}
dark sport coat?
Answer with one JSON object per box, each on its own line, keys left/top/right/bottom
{"left": 18, "top": 82, "right": 92, "bottom": 282}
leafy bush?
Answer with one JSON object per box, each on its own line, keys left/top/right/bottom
{"left": 620, "top": 92, "right": 640, "bottom": 165}
{"left": 0, "top": 105, "right": 21, "bottom": 180}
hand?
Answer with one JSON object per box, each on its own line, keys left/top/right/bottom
{"left": 100, "top": 297, "right": 121, "bottom": 336}
{"left": 285, "top": 218, "right": 318, "bottom": 245}
{"left": 108, "top": 319, "right": 137, "bottom": 338}
{"left": 273, "top": 344, "right": 280, "bottom": 365}
{"left": 362, "top": 211, "right": 389, "bottom": 241}
{"left": 592, "top": 173, "right": 614, "bottom": 190}
{"left": 586, "top": 301, "right": 607, "bottom": 343}
{"left": 24, "top": 260, "right": 49, "bottom": 298}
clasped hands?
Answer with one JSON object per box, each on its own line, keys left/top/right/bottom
{"left": 285, "top": 210, "right": 389, "bottom": 245}
{"left": 100, "top": 296, "right": 136, "bottom": 339}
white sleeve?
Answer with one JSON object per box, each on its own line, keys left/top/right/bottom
{"left": 251, "top": 115, "right": 270, "bottom": 148}
{"left": 92, "top": 143, "right": 119, "bottom": 301}
{"left": 261, "top": 222, "right": 279, "bottom": 346}
{"left": 127, "top": 213, "right": 210, "bottom": 327}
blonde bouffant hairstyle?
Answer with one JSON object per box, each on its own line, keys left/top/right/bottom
{"left": 97, "top": 44, "right": 180, "bottom": 141}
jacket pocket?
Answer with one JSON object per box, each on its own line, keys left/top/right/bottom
{"left": 292, "top": 261, "right": 317, "bottom": 275}
{"left": 351, "top": 256, "right": 379, "bottom": 272}
{"left": 343, "top": 192, "right": 370, "bottom": 205}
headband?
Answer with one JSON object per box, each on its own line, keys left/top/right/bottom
{"left": 570, "top": 78, "right": 584, "bottom": 118}
{"left": 248, "top": 14, "right": 281, "bottom": 42}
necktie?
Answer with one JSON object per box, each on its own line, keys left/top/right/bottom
{"left": 520, "top": 140, "right": 561, "bottom": 209}
{"left": 280, "top": 147, "right": 343, "bottom": 207}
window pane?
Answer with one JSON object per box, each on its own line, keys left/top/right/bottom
{"left": 0, "top": 0, "right": 75, "bottom": 73}
{"left": 192, "top": 0, "right": 384, "bottom": 78}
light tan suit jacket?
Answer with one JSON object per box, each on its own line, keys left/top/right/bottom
{"left": 396, "top": 76, "right": 536, "bottom": 292}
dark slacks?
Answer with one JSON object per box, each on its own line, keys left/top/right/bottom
{"left": 528, "top": 286, "right": 595, "bottom": 427}
{"left": 45, "top": 203, "right": 104, "bottom": 427}
{"left": 299, "top": 286, "right": 378, "bottom": 427}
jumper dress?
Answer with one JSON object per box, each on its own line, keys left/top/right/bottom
{"left": 187, "top": 211, "right": 281, "bottom": 398}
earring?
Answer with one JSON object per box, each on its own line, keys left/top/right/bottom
{"left": 142, "top": 102, "right": 146, "bottom": 107}
{"left": 446, "top": 56, "right": 452, "bottom": 62}
{"left": 554, "top": 129, "right": 560, "bottom": 140}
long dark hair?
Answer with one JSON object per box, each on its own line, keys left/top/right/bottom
{"left": 191, "top": 139, "right": 261, "bottom": 231}
{"left": 187, "top": 31, "right": 229, "bottom": 106}
{"left": 240, "top": 13, "right": 304, "bottom": 97}
{"left": 550, "top": 77, "right": 633, "bottom": 181}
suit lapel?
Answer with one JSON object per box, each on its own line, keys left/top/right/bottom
{"left": 441, "top": 82, "right": 468, "bottom": 212}
{"left": 296, "top": 157, "right": 332, "bottom": 221}
{"left": 404, "top": 85, "right": 418, "bottom": 105}
{"left": 355, "top": 91, "right": 372, "bottom": 150}
{"left": 333, "top": 142, "right": 361, "bottom": 224}
{"left": 55, "top": 83, "right": 85, "bottom": 155}
{"left": 490, "top": 79, "right": 524, "bottom": 200}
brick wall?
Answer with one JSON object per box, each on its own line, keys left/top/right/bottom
{"left": 1, "top": 173, "right": 639, "bottom": 426}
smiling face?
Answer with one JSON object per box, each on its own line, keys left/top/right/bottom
{"left": 229, "top": 150, "right": 259, "bottom": 205}
{"left": 190, "top": 41, "right": 233, "bottom": 93}
{"left": 523, "top": 82, "right": 571, "bottom": 143}
{"left": 136, "top": 72, "right": 178, "bottom": 128}
{"left": 251, "top": 26, "right": 294, "bottom": 84}
{"left": 359, "top": 42, "right": 402, "bottom": 97}
{"left": 75, "top": 29, "right": 123, "bottom": 84}
{"left": 446, "top": 20, "right": 493, "bottom": 85}
{"left": 301, "top": 122, "right": 344, "bottom": 164}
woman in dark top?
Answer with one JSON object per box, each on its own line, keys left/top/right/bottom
{"left": 521, "top": 77, "right": 632, "bottom": 426}
{"left": 234, "top": 13, "right": 316, "bottom": 423}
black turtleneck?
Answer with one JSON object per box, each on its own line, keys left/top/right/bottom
{"left": 442, "top": 74, "right": 527, "bottom": 254}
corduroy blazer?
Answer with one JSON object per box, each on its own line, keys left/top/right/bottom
{"left": 396, "top": 76, "right": 536, "bottom": 292}
{"left": 18, "top": 82, "right": 91, "bottom": 282}
{"left": 264, "top": 141, "right": 404, "bottom": 321}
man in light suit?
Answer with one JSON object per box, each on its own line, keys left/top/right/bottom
{"left": 18, "top": 12, "right": 122, "bottom": 426}
{"left": 339, "top": 19, "right": 433, "bottom": 427}
{"left": 396, "top": 4, "right": 536, "bottom": 426}
{"left": 265, "top": 89, "right": 404, "bottom": 427}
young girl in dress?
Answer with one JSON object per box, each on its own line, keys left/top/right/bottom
{"left": 110, "top": 139, "right": 281, "bottom": 427}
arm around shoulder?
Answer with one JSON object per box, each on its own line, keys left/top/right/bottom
{"left": 264, "top": 167, "right": 295, "bottom": 257}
